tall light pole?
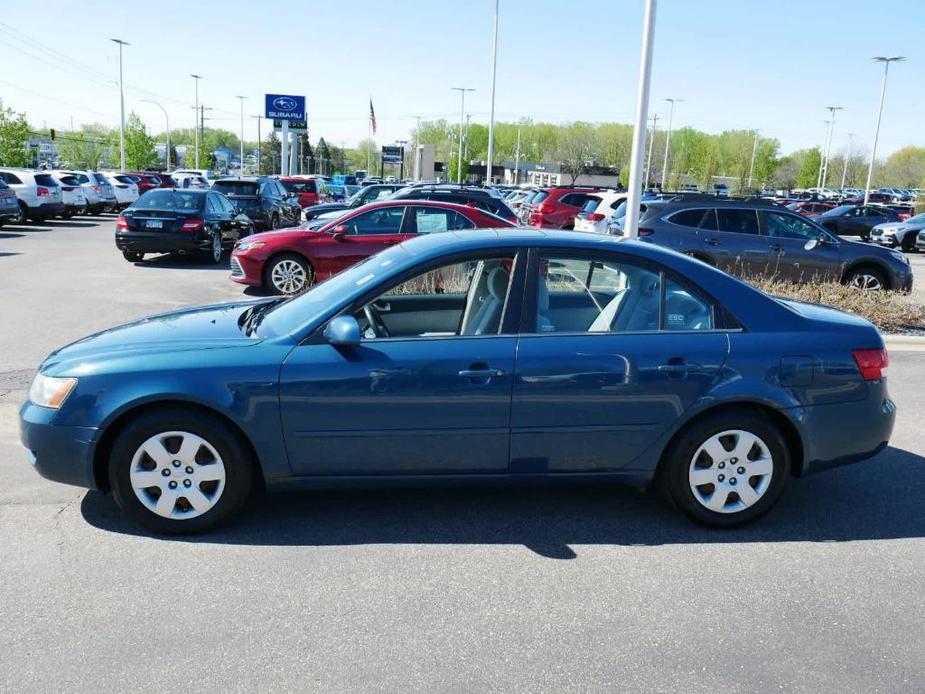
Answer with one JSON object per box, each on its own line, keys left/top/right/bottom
{"left": 451, "top": 87, "right": 475, "bottom": 184}
{"left": 816, "top": 120, "right": 831, "bottom": 188}
{"left": 864, "top": 56, "right": 905, "bottom": 205}
{"left": 251, "top": 116, "right": 262, "bottom": 174}
{"left": 644, "top": 113, "right": 659, "bottom": 189}
{"left": 513, "top": 119, "right": 522, "bottom": 185}
{"left": 747, "top": 129, "right": 759, "bottom": 191}
{"left": 110, "top": 39, "right": 129, "bottom": 172}
{"left": 841, "top": 133, "right": 856, "bottom": 189}
{"left": 141, "top": 99, "right": 170, "bottom": 170}
{"left": 820, "top": 105, "right": 843, "bottom": 188}
{"left": 235, "top": 96, "right": 246, "bottom": 174}
{"left": 413, "top": 115, "right": 422, "bottom": 180}
{"left": 660, "top": 97, "right": 682, "bottom": 190}
{"left": 624, "top": 0, "right": 658, "bottom": 240}
{"left": 485, "top": 0, "right": 500, "bottom": 184}
{"left": 191, "top": 74, "right": 202, "bottom": 169}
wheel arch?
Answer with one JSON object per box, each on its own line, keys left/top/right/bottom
{"left": 652, "top": 401, "right": 806, "bottom": 484}
{"left": 840, "top": 260, "right": 892, "bottom": 289}
{"left": 91, "top": 399, "right": 265, "bottom": 493}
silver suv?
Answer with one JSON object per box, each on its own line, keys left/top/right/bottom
{"left": 52, "top": 170, "right": 117, "bottom": 214}
{"left": 0, "top": 168, "right": 64, "bottom": 223}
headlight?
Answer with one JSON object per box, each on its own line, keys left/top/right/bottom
{"left": 889, "top": 249, "right": 909, "bottom": 265}
{"left": 235, "top": 241, "right": 265, "bottom": 253}
{"left": 29, "top": 374, "right": 77, "bottom": 409}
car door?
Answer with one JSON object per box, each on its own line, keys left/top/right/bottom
{"left": 510, "top": 250, "right": 728, "bottom": 473}
{"left": 322, "top": 205, "right": 412, "bottom": 275}
{"left": 279, "top": 250, "right": 524, "bottom": 475}
{"left": 760, "top": 210, "right": 840, "bottom": 282}
{"left": 700, "top": 208, "right": 769, "bottom": 275}
{"left": 206, "top": 193, "right": 230, "bottom": 238}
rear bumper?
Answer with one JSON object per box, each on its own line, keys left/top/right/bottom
{"left": 32, "top": 202, "right": 64, "bottom": 216}
{"left": 19, "top": 401, "right": 99, "bottom": 490}
{"left": 794, "top": 393, "right": 896, "bottom": 476}
{"left": 115, "top": 230, "right": 210, "bottom": 253}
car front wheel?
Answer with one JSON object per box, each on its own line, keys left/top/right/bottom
{"left": 266, "top": 253, "right": 311, "bottom": 295}
{"left": 845, "top": 266, "right": 887, "bottom": 291}
{"left": 662, "top": 411, "right": 790, "bottom": 527}
{"left": 109, "top": 408, "right": 254, "bottom": 534}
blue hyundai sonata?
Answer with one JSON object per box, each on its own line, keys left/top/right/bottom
{"left": 20, "top": 229, "right": 895, "bottom": 533}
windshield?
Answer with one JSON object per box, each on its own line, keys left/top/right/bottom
{"left": 213, "top": 181, "right": 259, "bottom": 196}
{"left": 133, "top": 190, "right": 204, "bottom": 211}
{"left": 257, "top": 247, "right": 411, "bottom": 338}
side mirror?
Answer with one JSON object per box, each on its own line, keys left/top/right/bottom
{"left": 332, "top": 225, "right": 347, "bottom": 241}
{"left": 323, "top": 315, "right": 361, "bottom": 347}
{"left": 804, "top": 238, "right": 820, "bottom": 251}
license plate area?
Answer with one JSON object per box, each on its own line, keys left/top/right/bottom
{"left": 146, "top": 219, "right": 164, "bottom": 229}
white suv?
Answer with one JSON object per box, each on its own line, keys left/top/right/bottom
{"left": 574, "top": 190, "right": 627, "bottom": 234}
{"left": 48, "top": 172, "right": 88, "bottom": 218}
{"left": 0, "top": 168, "right": 64, "bottom": 223}
{"left": 103, "top": 173, "right": 140, "bottom": 209}
{"left": 52, "top": 170, "right": 117, "bottom": 214}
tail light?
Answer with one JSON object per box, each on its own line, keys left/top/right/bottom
{"left": 93, "top": 185, "right": 103, "bottom": 194}
{"left": 180, "top": 218, "right": 205, "bottom": 233}
{"left": 898, "top": 212, "right": 911, "bottom": 221}
{"left": 852, "top": 348, "right": 889, "bottom": 381}
{"left": 37, "top": 187, "right": 50, "bottom": 197}
{"left": 587, "top": 213, "right": 605, "bottom": 222}
{"left": 638, "top": 228, "right": 655, "bottom": 237}
{"left": 116, "top": 215, "right": 129, "bottom": 231}
{"left": 537, "top": 202, "right": 555, "bottom": 214}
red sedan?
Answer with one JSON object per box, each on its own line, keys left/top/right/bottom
{"left": 230, "top": 199, "right": 515, "bottom": 294}
{"left": 785, "top": 201, "right": 836, "bottom": 217}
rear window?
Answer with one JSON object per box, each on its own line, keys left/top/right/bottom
{"left": 115, "top": 175, "right": 134, "bottom": 184}
{"left": 212, "top": 181, "right": 259, "bottom": 196}
{"left": 34, "top": 174, "right": 57, "bottom": 186}
{"left": 92, "top": 173, "right": 109, "bottom": 184}
{"left": 531, "top": 191, "right": 549, "bottom": 205}
{"left": 58, "top": 175, "right": 81, "bottom": 185}
{"left": 280, "top": 179, "right": 317, "bottom": 193}
{"left": 581, "top": 198, "right": 601, "bottom": 213}
{"left": 133, "top": 190, "right": 205, "bottom": 211}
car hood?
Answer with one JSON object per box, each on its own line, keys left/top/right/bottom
{"left": 40, "top": 300, "right": 272, "bottom": 374}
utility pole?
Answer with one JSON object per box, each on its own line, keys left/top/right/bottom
{"left": 660, "top": 97, "right": 682, "bottom": 190}
{"left": 413, "top": 115, "right": 422, "bottom": 180}
{"left": 513, "top": 120, "right": 522, "bottom": 185}
{"left": 644, "top": 113, "right": 659, "bottom": 189}
{"left": 252, "top": 115, "right": 262, "bottom": 173}
{"left": 197, "top": 105, "right": 213, "bottom": 170}
{"left": 450, "top": 87, "right": 475, "bottom": 184}
{"left": 841, "top": 133, "right": 856, "bottom": 189}
{"left": 747, "top": 129, "right": 759, "bottom": 190}
{"left": 864, "top": 56, "right": 905, "bottom": 205}
{"left": 110, "top": 39, "right": 129, "bottom": 172}
{"left": 485, "top": 0, "right": 500, "bottom": 184}
{"left": 235, "top": 96, "right": 246, "bottom": 174}
{"left": 190, "top": 74, "right": 202, "bottom": 168}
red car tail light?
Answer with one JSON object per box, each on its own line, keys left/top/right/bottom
{"left": 537, "top": 202, "right": 555, "bottom": 214}
{"left": 180, "top": 218, "right": 205, "bottom": 233}
{"left": 638, "top": 228, "right": 655, "bottom": 236}
{"left": 852, "top": 348, "right": 889, "bottom": 381}
{"left": 116, "top": 215, "right": 129, "bottom": 231}
{"left": 587, "top": 213, "right": 605, "bottom": 222}
{"left": 93, "top": 184, "right": 103, "bottom": 194}
{"left": 37, "top": 186, "right": 50, "bottom": 196}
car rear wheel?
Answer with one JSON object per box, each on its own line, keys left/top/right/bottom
{"left": 122, "top": 251, "right": 144, "bottom": 262}
{"left": 109, "top": 408, "right": 254, "bottom": 534}
{"left": 845, "top": 266, "right": 887, "bottom": 291}
{"left": 205, "top": 232, "right": 223, "bottom": 264}
{"left": 662, "top": 411, "right": 790, "bottom": 527}
{"left": 14, "top": 202, "right": 27, "bottom": 225}
{"left": 266, "top": 253, "right": 311, "bottom": 295}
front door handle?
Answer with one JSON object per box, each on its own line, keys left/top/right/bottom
{"left": 704, "top": 238, "right": 721, "bottom": 246}
{"left": 459, "top": 368, "right": 505, "bottom": 380}
{"left": 769, "top": 244, "right": 784, "bottom": 253}
{"left": 657, "top": 362, "right": 703, "bottom": 374}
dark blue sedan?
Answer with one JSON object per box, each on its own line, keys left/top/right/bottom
{"left": 20, "top": 229, "right": 895, "bottom": 533}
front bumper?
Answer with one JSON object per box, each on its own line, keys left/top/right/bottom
{"left": 115, "top": 230, "right": 210, "bottom": 253}
{"left": 229, "top": 253, "right": 263, "bottom": 286}
{"left": 19, "top": 401, "right": 99, "bottom": 490}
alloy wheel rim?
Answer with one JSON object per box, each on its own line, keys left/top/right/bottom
{"left": 849, "top": 273, "right": 883, "bottom": 291}
{"left": 688, "top": 429, "right": 773, "bottom": 514}
{"left": 271, "top": 260, "right": 306, "bottom": 294}
{"left": 129, "top": 431, "right": 226, "bottom": 520}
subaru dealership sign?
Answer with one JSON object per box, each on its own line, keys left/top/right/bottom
{"left": 265, "top": 94, "right": 306, "bottom": 121}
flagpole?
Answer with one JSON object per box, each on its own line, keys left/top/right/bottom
{"left": 367, "top": 101, "right": 371, "bottom": 176}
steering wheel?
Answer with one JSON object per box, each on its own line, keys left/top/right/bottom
{"left": 363, "top": 304, "right": 389, "bottom": 338}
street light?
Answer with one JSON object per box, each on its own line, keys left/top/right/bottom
{"left": 841, "top": 133, "right": 856, "bottom": 189}
{"left": 191, "top": 74, "right": 202, "bottom": 169}
{"left": 660, "top": 97, "right": 683, "bottom": 190}
{"left": 864, "top": 56, "right": 905, "bottom": 205}
{"left": 485, "top": 0, "right": 500, "bottom": 184}
{"left": 820, "top": 105, "right": 843, "bottom": 188}
{"left": 110, "top": 39, "right": 129, "bottom": 172}
{"left": 141, "top": 99, "right": 170, "bottom": 170}
{"left": 450, "top": 87, "right": 475, "bottom": 184}
{"left": 235, "top": 96, "right": 246, "bottom": 174}
{"left": 747, "top": 129, "right": 759, "bottom": 190}
{"left": 624, "top": 0, "right": 658, "bottom": 240}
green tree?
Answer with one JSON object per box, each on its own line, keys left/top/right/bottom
{"left": 0, "top": 100, "right": 30, "bottom": 167}
{"left": 876, "top": 146, "right": 925, "bottom": 188}
{"left": 795, "top": 147, "right": 822, "bottom": 188}
{"left": 56, "top": 124, "right": 116, "bottom": 169}
{"left": 124, "top": 112, "right": 157, "bottom": 170}
{"left": 557, "top": 122, "right": 597, "bottom": 184}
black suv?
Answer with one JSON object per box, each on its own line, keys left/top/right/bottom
{"left": 302, "top": 183, "right": 405, "bottom": 221}
{"left": 211, "top": 177, "right": 301, "bottom": 230}
{"left": 389, "top": 185, "right": 517, "bottom": 222}
{"left": 615, "top": 197, "right": 912, "bottom": 292}
{"left": 812, "top": 204, "right": 902, "bottom": 241}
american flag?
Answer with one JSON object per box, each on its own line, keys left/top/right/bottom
{"left": 369, "top": 99, "right": 377, "bottom": 135}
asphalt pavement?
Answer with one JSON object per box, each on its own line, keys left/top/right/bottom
{"left": 1, "top": 217, "right": 924, "bottom": 693}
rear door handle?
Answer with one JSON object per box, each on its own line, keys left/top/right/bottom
{"left": 769, "top": 244, "right": 784, "bottom": 253}
{"left": 704, "top": 238, "right": 721, "bottom": 246}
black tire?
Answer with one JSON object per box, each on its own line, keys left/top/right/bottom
{"left": 901, "top": 233, "right": 917, "bottom": 253}
{"left": 844, "top": 265, "right": 888, "bottom": 291}
{"left": 264, "top": 252, "right": 312, "bottom": 295}
{"left": 661, "top": 410, "right": 790, "bottom": 528}
{"left": 270, "top": 214, "right": 279, "bottom": 230}
{"left": 14, "top": 202, "right": 27, "bottom": 225}
{"left": 62, "top": 210, "right": 75, "bottom": 220}
{"left": 122, "top": 251, "right": 144, "bottom": 262}
{"left": 204, "top": 232, "right": 223, "bottom": 264}
{"left": 108, "top": 407, "right": 255, "bottom": 535}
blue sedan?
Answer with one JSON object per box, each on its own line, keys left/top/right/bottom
{"left": 20, "top": 229, "right": 895, "bottom": 533}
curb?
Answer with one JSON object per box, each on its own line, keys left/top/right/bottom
{"left": 884, "top": 335, "right": 925, "bottom": 352}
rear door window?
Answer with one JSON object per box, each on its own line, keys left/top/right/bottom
{"left": 715, "top": 208, "right": 760, "bottom": 235}
{"left": 669, "top": 208, "right": 714, "bottom": 229}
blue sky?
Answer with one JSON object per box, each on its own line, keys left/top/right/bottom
{"left": 1, "top": 0, "right": 922, "bottom": 158}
